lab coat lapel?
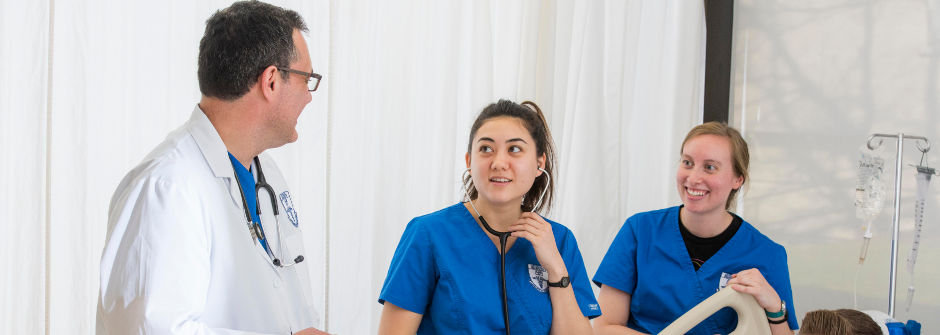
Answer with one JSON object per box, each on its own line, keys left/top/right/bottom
{"left": 187, "top": 106, "right": 243, "bottom": 207}
{"left": 188, "top": 106, "right": 280, "bottom": 272}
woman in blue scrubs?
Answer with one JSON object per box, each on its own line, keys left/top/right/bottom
{"left": 378, "top": 100, "right": 600, "bottom": 334}
{"left": 593, "top": 122, "right": 798, "bottom": 335}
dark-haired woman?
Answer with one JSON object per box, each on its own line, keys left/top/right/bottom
{"left": 377, "top": 100, "right": 599, "bottom": 334}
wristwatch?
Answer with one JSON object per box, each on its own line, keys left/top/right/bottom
{"left": 765, "top": 300, "right": 788, "bottom": 324}
{"left": 548, "top": 276, "right": 570, "bottom": 288}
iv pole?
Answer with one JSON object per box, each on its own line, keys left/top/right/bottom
{"left": 865, "top": 133, "right": 930, "bottom": 318}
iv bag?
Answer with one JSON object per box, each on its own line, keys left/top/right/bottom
{"left": 905, "top": 167, "right": 932, "bottom": 311}
{"left": 856, "top": 145, "right": 887, "bottom": 220}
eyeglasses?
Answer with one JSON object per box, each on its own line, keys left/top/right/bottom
{"left": 277, "top": 67, "right": 322, "bottom": 92}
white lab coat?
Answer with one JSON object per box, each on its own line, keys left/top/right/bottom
{"left": 97, "top": 107, "right": 319, "bottom": 334}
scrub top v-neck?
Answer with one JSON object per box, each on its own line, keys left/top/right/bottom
{"left": 379, "top": 203, "right": 600, "bottom": 334}
{"left": 593, "top": 206, "right": 798, "bottom": 334}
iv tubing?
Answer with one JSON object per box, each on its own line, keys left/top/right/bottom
{"left": 867, "top": 132, "right": 929, "bottom": 318}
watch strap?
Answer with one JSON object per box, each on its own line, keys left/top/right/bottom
{"left": 767, "top": 309, "right": 789, "bottom": 324}
{"left": 765, "top": 300, "right": 786, "bottom": 319}
{"left": 547, "top": 276, "right": 570, "bottom": 288}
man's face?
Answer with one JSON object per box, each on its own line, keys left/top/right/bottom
{"left": 268, "top": 29, "right": 313, "bottom": 146}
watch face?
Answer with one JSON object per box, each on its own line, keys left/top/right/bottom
{"left": 550, "top": 276, "right": 570, "bottom": 287}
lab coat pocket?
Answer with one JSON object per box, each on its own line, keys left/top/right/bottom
{"left": 283, "top": 232, "right": 312, "bottom": 299}
{"left": 283, "top": 231, "right": 305, "bottom": 261}
{"left": 283, "top": 230, "right": 320, "bottom": 324}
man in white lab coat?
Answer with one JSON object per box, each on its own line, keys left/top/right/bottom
{"left": 97, "top": 2, "right": 327, "bottom": 334}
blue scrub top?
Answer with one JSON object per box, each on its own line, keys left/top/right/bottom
{"left": 593, "top": 206, "right": 798, "bottom": 334}
{"left": 379, "top": 203, "right": 601, "bottom": 334}
{"left": 227, "top": 153, "right": 270, "bottom": 252}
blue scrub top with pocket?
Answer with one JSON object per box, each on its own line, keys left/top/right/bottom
{"left": 379, "top": 203, "right": 601, "bottom": 334}
{"left": 592, "top": 206, "right": 799, "bottom": 334}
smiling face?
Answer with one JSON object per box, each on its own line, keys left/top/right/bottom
{"left": 466, "top": 116, "right": 545, "bottom": 209}
{"left": 676, "top": 134, "right": 744, "bottom": 216}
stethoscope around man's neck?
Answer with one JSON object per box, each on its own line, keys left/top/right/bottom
{"left": 232, "top": 156, "right": 304, "bottom": 268}
{"left": 465, "top": 167, "right": 550, "bottom": 335}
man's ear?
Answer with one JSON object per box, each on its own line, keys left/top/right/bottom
{"left": 259, "top": 65, "right": 279, "bottom": 100}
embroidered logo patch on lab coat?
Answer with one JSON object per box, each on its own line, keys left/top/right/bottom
{"left": 528, "top": 264, "right": 548, "bottom": 292}
{"left": 279, "top": 191, "right": 299, "bottom": 227}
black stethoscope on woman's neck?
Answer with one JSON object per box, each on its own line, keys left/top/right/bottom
{"left": 464, "top": 167, "right": 550, "bottom": 335}
{"left": 232, "top": 156, "right": 304, "bottom": 268}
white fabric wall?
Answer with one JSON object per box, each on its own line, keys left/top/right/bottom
{"left": 325, "top": 1, "right": 703, "bottom": 333}
{"left": 0, "top": 0, "right": 703, "bottom": 333}
{"left": 1, "top": 1, "right": 49, "bottom": 334}
{"left": 732, "top": 0, "right": 940, "bottom": 328}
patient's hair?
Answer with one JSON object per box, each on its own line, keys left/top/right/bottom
{"left": 800, "top": 309, "right": 881, "bottom": 335}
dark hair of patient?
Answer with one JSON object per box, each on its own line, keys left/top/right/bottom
{"left": 800, "top": 309, "right": 881, "bottom": 335}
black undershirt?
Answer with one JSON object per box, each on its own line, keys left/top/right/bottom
{"left": 678, "top": 207, "right": 743, "bottom": 271}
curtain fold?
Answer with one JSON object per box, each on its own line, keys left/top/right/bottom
{"left": 0, "top": 1, "right": 50, "bottom": 334}
{"left": 551, "top": 0, "right": 704, "bottom": 295}
{"left": 0, "top": 0, "right": 703, "bottom": 333}
{"left": 326, "top": 1, "right": 703, "bottom": 333}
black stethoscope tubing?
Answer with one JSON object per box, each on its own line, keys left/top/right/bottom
{"left": 467, "top": 168, "right": 550, "bottom": 335}
{"left": 232, "top": 156, "right": 304, "bottom": 267}
{"left": 476, "top": 214, "right": 512, "bottom": 335}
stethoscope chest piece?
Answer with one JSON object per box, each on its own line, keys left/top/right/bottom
{"left": 233, "top": 156, "right": 304, "bottom": 268}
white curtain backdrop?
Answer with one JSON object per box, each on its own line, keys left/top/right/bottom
{"left": 1, "top": 1, "right": 50, "bottom": 334}
{"left": 325, "top": 1, "right": 703, "bottom": 333}
{"left": 0, "top": 0, "right": 703, "bottom": 334}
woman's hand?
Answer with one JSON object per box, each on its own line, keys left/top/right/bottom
{"left": 726, "top": 268, "right": 782, "bottom": 312}
{"left": 508, "top": 212, "right": 567, "bottom": 279}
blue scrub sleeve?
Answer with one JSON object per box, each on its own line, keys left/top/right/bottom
{"left": 768, "top": 247, "right": 799, "bottom": 330}
{"left": 592, "top": 218, "right": 638, "bottom": 295}
{"left": 378, "top": 219, "right": 436, "bottom": 314}
{"left": 558, "top": 229, "right": 602, "bottom": 318}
